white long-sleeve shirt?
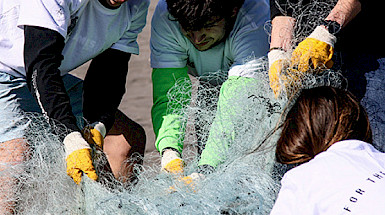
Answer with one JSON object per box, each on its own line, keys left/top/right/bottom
{"left": 0, "top": 0, "right": 149, "bottom": 78}
{"left": 270, "top": 140, "right": 385, "bottom": 215}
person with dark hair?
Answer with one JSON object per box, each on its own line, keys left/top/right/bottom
{"left": 270, "top": 86, "right": 385, "bottom": 214}
{"left": 150, "top": 0, "right": 270, "bottom": 174}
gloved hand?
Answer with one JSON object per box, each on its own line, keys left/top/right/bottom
{"left": 169, "top": 172, "right": 205, "bottom": 193}
{"left": 179, "top": 172, "right": 205, "bottom": 187}
{"left": 83, "top": 122, "right": 106, "bottom": 149}
{"left": 268, "top": 49, "right": 291, "bottom": 97}
{"left": 161, "top": 149, "right": 184, "bottom": 174}
{"left": 64, "top": 131, "right": 98, "bottom": 184}
{"left": 291, "top": 26, "right": 337, "bottom": 73}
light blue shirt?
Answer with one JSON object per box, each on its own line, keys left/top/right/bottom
{"left": 150, "top": 0, "right": 270, "bottom": 83}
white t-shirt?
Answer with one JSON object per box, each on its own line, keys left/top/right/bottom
{"left": 270, "top": 140, "right": 385, "bottom": 215}
{"left": 0, "top": 0, "right": 149, "bottom": 78}
{"left": 150, "top": 0, "right": 269, "bottom": 82}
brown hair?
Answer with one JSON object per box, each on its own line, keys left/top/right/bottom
{"left": 166, "top": 0, "right": 245, "bottom": 31}
{"left": 276, "top": 86, "right": 372, "bottom": 164}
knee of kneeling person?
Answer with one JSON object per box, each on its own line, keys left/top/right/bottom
{"left": 106, "top": 111, "right": 146, "bottom": 156}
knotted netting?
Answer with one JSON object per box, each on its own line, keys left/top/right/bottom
{"left": 0, "top": 56, "right": 347, "bottom": 215}
{"left": 2, "top": 0, "right": 378, "bottom": 213}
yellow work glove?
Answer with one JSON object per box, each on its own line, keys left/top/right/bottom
{"left": 161, "top": 149, "right": 184, "bottom": 174}
{"left": 64, "top": 131, "right": 98, "bottom": 184}
{"left": 179, "top": 172, "right": 205, "bottom": 189}
{"left": 291, "top": 26, "right": 337, "bottom": 73}
{"left": 83, "top": 122, "right": 107, "bottom": 149}
{"left": 268, "top": 49, "right": 291, "bottom": 97}
{"left": 170, "top": 172, "right": 205, "bottom": 192}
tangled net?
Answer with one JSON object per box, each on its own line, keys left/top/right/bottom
{"left": 0, "top": 55, "right": 349, "bottom": 214}
{"left": 2, "top": 0, "right": 378, "bottom": 213}
{"left": 267, "top": 0, "right": 338, "bottom": 49}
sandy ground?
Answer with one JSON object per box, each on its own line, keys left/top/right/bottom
{"left": 72, "top": 0, "right": 159, "bottom": 167}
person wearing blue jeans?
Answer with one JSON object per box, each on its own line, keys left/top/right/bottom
{"left": 336, "top": 52, "right": 385, "bottom": 152}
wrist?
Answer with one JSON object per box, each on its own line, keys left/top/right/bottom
{"left": 268, "top": 49, "right": 290, "bottom": 68}
{"left": 90, "top": 121, "right": 107, "bottom": 138}
{"left": 269, "top": 47, "right": 286, "bottom": 52}
{"left": 161, "top": 147, "right": 180, "bottom": 156}
{"left": 320, "top": 20, "right": 341, "bottom": 35}
{"left": 161, "top": 148, "right": 182, "bottom": 169}
{"left": 308, "top": 26, "right": 337, "bottom": 47}
{"left": 197, "top": 164, "right": 215, "bottom": 175}
{"left": 189, "top": 172, "right": 205, "bottom": 181}
{"left": 63, "top": 131, "right": 90, "bottom": 158}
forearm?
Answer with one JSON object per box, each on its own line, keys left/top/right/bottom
{"left": 199, "top": 76, "right": 256, "bottom": 168}
{"left": 151, "top": 67, "right": 191, "bottom": 154}
{"left": 325, "top": 0, "right": 361, "bottom": 27}
{"left": 24, "top": 26, "right": 79, "bottom": 134}
{"left": 83, "top": 49, "right": 131, "bottom": 131}
{"left": 270, "top": 16, "right": 296, "bottom": 50}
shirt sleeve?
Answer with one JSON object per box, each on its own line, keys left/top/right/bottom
{"left": 227, "top": 0, "right": 269, "bottom": 77}
{"left": 270, "top": 175, "right": 300, "bottom": 215}
{"left": 83, "top": 48, "right": 131, "bottom": 131}
{"left": 24, "top": 26, "right": 80, "bottom": 135}
{"left": 17, "top": 0, "right": 81, "bottom": 38}
{"left": 198, "top": 77, "right": 239, "bottom": 167}
{"left": 111, "top": 0, "right": 150, "bottom": 54}
{"left": 198, "top": 75, "right": 263, "bottom": 167}
{"left": 151, "top": 67, "right": 191, "bottom": 154}
{"left": 150, "top": 0, "right": 188, "bottom": 69}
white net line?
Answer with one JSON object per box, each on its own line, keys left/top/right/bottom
{"left": 1, "top": 0, "right": 368, "bottom": 213}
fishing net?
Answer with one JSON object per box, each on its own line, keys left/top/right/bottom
{"left": 268, "top": 0, "right": 338, "bottom": 50}
{"left": 0, "top": 110, "right": 280, "bottom": 215}
{"left": 0, "top": 57, "right": 347, "bottom": 215}
{"left": 1, "top": 0, "right": 380, "bottom": 213}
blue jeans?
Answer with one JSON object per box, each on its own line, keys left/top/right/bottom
{"left": 0, "top": 73, "right": 83, "bottom": 142}
{"left": 335, "top": 52, "right": 385, "bottom": 151}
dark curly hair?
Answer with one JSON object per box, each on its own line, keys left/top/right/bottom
{"left": 166, "top": 0, "right": 245, "bottom": 31}
{"left": 276, "top": 86, "right": 372, "bottom": 165}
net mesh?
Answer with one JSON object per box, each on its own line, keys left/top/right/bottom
{"left": 1, "top": 0, "right": 379, "bottom": 213}
{"left": 0, "top": 59, "right": 346, "bottom": 214}
{"left": 268, "top": 0, "right": 338, "bottom": 49}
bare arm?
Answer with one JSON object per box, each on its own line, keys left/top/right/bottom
{"left": 271, "top": 0, "right": 361, "bottom": 50}
{"left": 270, "top": 16, "right": 295, "bottom": 50}
{"left": 325, "top": 0, "right": 361, "bottom": 27}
